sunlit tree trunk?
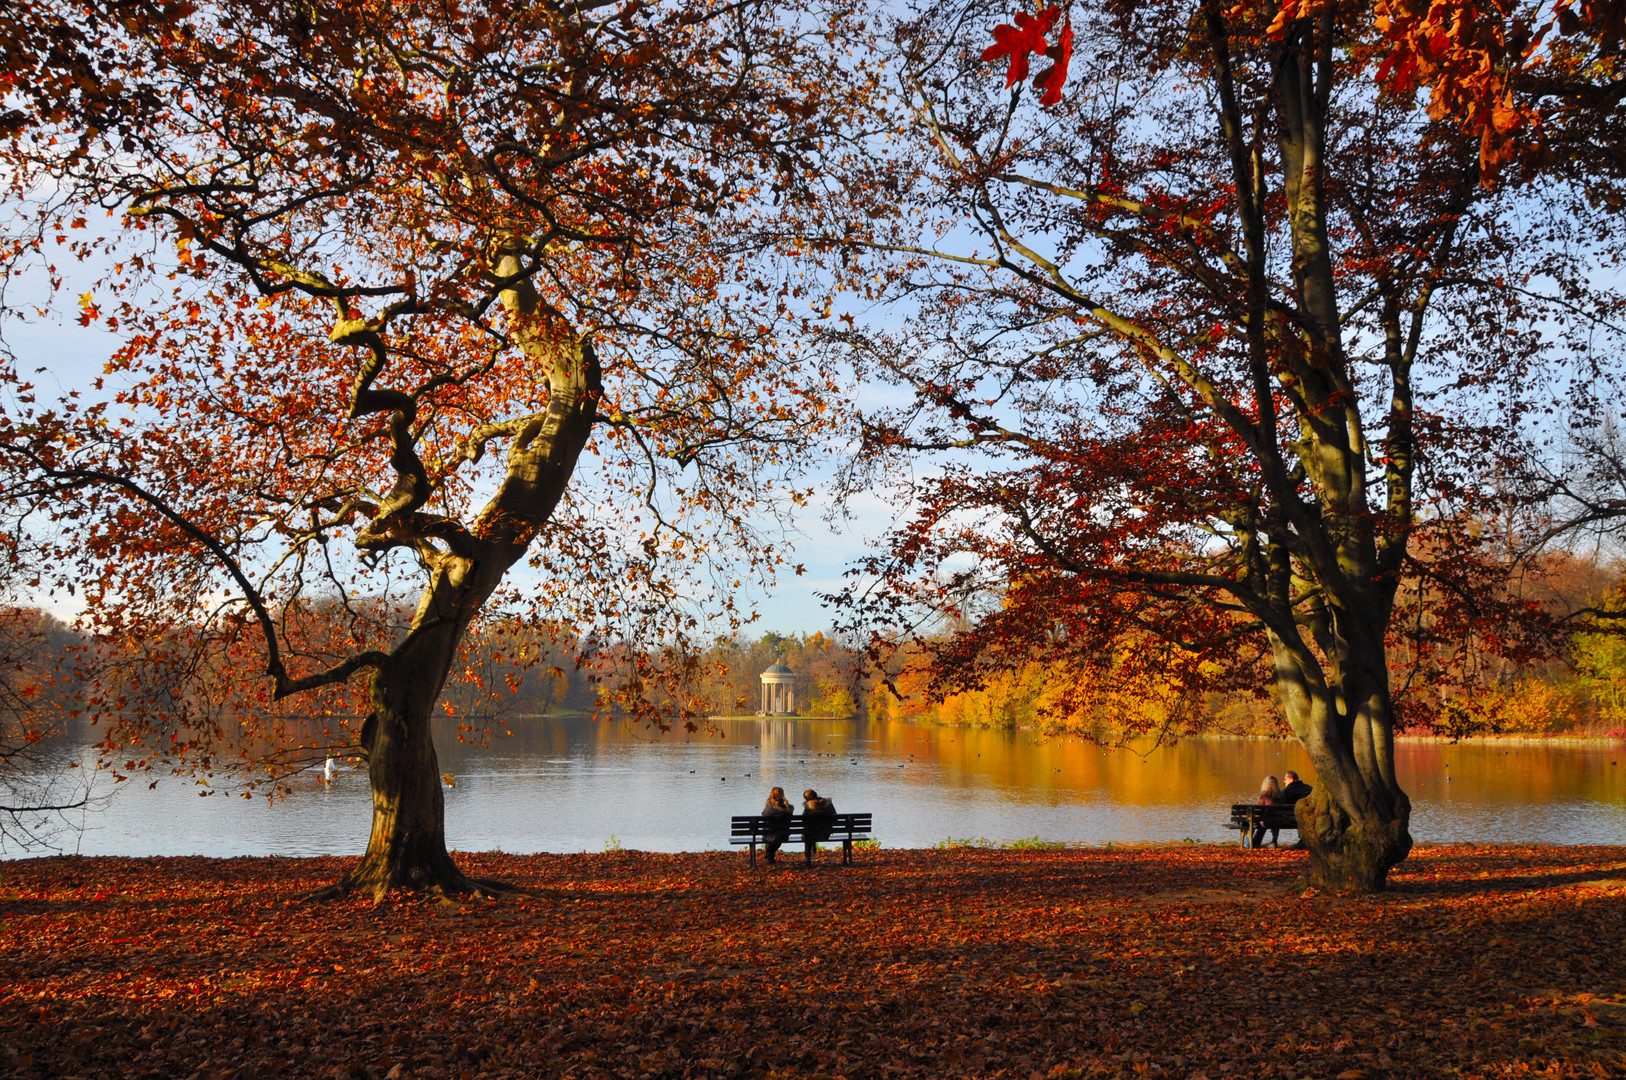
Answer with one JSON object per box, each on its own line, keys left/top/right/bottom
{"left": 346, "top": 564, "right": 507, "bottom": 898}
{"left": 336, "top": 271, "right": 600, "bottom": 899}
{"left": 1265, "top": 16, "right": 1413, "bottom": 891}
{"left": 1270, "top": 629, "right": 1412, "bottom": 891}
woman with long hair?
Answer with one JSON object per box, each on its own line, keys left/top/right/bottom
{"left": 1253, "top": 774, "right": 1286, "bottom": 847}
{"left": 761, "top": 786, "right": 793, "bottom": 864}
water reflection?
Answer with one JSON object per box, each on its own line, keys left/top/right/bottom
{"left": 11, "top": 716, "right": 1624, "bottom": 857}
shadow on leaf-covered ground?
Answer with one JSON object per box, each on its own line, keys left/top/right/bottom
{"left": 1, "top": 844, "right": 1622, "bottom": 1079}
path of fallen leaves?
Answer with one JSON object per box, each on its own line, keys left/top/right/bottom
{"left": 1, "top": 844, "right": 1623, "bottom": 1080}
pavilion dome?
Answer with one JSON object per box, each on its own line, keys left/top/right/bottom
{"left": 764, "top": 662, "right": 794, "bottom": 675}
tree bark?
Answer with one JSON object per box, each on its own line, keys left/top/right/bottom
{"left": 342, "top": 609, "right": 485, "bottom": 899}
{"left": 322, "top": 551, "right": 521, "bottom": 900}
{"left": 1272, "top": 629, "right": 1413, "bottom": 891}
{"left": 1295, "top": 785, "right": 1412, "bottom": 893}
{"left": 1263, "top": 17, "right": 1413, "bottom": 892}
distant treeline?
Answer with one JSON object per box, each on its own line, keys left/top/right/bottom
{"left": 6, "top": 547, "right": 1626, "bottom": 744}
{"left": 862, "top": 550, "right": 1626, "bottom": 740}
{"left": 689, "top": 631, "right": 866, "bottom": 718}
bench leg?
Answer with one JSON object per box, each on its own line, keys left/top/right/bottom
{"left": 750, "top": 840, "right": 757, "bottom": 868}
{"left": 842, "top": 839, "right": 852, "bottom": 865}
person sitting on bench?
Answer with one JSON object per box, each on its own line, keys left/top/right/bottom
{"left": 1279, "top": 771, "right": 1312, "bottom": 848}
{"left": 761, "top": 787, "right": 793, "bottom": 864}
{"left": 802, "top": 788, "right": 836, "bottom": 865}
{"left": 1253, "top": 774, "right": 1287, "bottom": 848}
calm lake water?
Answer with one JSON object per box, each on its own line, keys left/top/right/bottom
{"left": 10, "top": 716, "right": 1626, "bottom": 857}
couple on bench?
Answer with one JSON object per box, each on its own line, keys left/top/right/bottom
{"left": 760, "top": 786, "right": 836, "bottom": 865}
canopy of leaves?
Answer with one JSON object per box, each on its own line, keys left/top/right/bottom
{"left": 0, "top": 0, "right": 877, "bottom": 783}
{"left": 826, "top": 0, "right": 1622, "bottom": 732}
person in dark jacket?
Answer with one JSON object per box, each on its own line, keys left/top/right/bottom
{"left": 1278, "top": 771, "right": 1313, "bottom": 849}
{"left": 761, "top": 787, "right": 793, "bottom": 864}
{"left": 802, "top": 788, "right": 836, "bottom": 865}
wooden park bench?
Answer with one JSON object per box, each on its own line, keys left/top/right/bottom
{"left": 1226, "top": 803, "right": 1300, "bottom": 848}
{"left": 730, "top": 813, "right": 873, "bottom": 867}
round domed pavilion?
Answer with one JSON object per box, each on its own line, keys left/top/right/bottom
{"left": 759, "top": 662, "right": 796, "bottom": 716}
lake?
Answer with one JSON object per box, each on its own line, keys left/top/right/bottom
{"left": 9, "top": 716, "right": 1625, "bottom": 857}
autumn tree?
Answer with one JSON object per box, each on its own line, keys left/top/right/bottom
{"left": 1367, "top": 0, "right": 1626, "bottom": 186}
{"left": 830, "top": 0, "right": 1622, "bottom": 890}
{"left": 0, "top": 0, "right": 871, "bottom": 896}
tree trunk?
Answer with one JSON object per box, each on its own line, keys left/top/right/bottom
{"left": 1274, "top": 636, "right": 1414, "bottom": 891}
{"left": 1295, "top": 785, "right": 1412, "bottom": 893}
{"left": 1260, "top": 18, "right": 1414, "bottom": 893}
{"left": 324, "top": 317, "right": 598, "bottom": 900}
{"left": 327, "top": 543, "right": 562, "bottom": 899}
{"left": 341, "top": 626, "right": 482, "bottom": 900}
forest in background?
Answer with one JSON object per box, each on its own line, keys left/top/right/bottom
{"left": 869, "top": 548, "right": 1626, "bottom": 740}
{"left": 5, "top": 542, "right": 1625, "bottom": 747}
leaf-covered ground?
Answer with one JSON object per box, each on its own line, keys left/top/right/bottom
{"left": 1, "top": 845, "right": 1623, "bottom": 1080}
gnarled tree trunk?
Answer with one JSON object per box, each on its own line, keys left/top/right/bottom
{"left": 329, "top": 266, "right": 600, "bottom": 900}
{"left": 1264, "top": 15, "right": 1415, "bottom": 892}
{"left": 1296, "top": 786, "right": 1412, "bottom": 893}
{"left": 1272, "top": 634, "right": 1413, "bottom": 891}
{"left": 344, "top": 561, "right": 512, "bottom": 899}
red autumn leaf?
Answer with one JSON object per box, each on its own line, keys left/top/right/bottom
{"left": 1034, "top": 18, "right": 1074, "bottom": 107}
{"left": 981, "top": 6, "right": 1061, "bottom": 90}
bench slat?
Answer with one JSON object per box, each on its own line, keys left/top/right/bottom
{"left": 1226, "top": 802, "right": 1301, "bottom": 849}
{"left": 729, "top": 813, "right": 873, "bottom": 865}
{"left": 1228, "top": 803, "right": 1299, "bottom": 822}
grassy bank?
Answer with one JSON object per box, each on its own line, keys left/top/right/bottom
{"left": 1, "top": 845, "right": 1622, "bottom": 1079}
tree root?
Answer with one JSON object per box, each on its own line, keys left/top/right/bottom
{"left": 1298, "top": 790, "right": 1412, "bottom": 894}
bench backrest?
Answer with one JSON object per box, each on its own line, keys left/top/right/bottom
{"left": 731, "top": 813, "right": 873, "bottom": 838}
{"left": 1229, "top": 803, "right": 1300, "bottom": 825}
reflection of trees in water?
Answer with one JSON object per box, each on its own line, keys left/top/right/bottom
{"left": 1, "top": 608, "right": 104, "bottom": 852}
{"left": 1394, "top": 742, "right": 1626, "bottom": 804}
{"left": 9, "top": 711, "right": 1621, "bottom": 854}
{"left": 15, "top": 607, "right": 591, "bottom": 800}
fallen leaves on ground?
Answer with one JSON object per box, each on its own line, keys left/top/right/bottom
{"left": 1, "top": 844, "right": 1623, "bottom": 1079}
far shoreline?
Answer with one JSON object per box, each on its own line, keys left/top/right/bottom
{"left": 701, "top": 713, "right": 1626, "bottom": 745}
